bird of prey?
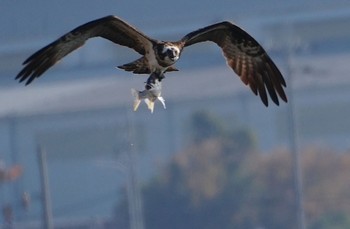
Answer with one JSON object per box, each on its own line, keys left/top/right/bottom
{"left": 16, "top": 15, "right": 287, "bottom": 109}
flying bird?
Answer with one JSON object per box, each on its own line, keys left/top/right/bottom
{"left": 16, "top": 15, "right": 287, "bottom": 108}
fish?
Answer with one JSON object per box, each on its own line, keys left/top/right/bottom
{"left": 131, "top": 79, "right": 166, "bottom": 113}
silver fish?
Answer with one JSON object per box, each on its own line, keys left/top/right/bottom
{"left": 131, "top": 79, "right": 166, "bottom": 113}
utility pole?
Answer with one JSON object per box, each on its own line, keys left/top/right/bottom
{"left": 38, "top": 145, "right": 54, "bottom": 229}
{"left": 285, "top": 59, "right": 306, "bottom": 229}
{"left": 125, "top": 109, "right": 144, "bottom": 229}
{"left": 8, "top": 116, "right": 21, "bottom": 222}
{"left": 266, "top": 23, "right": 306, "bottom": 229}
{"left": 283, "top": 25, "right": 306, "bottom": 229}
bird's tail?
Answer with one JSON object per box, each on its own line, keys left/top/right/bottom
{"left": 131, "top": 89, "right": 141, "bottom": 112}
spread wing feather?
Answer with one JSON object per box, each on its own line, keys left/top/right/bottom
{"left": 181, "top": 21, "right": 287, "bottom": 106}
{"left": 16, "top": 15, "right": 155, "bottom": 85}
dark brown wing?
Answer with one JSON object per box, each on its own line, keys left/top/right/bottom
{"left": 181, "top": 21, "right": 287, "bottom": 106}
{"left": 16, "top": 15, "right": 156, "bottom": 85}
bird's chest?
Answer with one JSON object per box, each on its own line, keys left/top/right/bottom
{"left": 145, "top": 49, "right": 173, "bottom": 73}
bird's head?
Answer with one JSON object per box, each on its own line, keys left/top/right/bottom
{"left": 157, "top": 44, "right": 180, "bottom": 64}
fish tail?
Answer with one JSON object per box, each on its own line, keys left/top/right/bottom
{"left": 131, "top": 89, "right": 141, "bottom": 111}
{"left": 144, "top": 98, "right": 155, "bottom": 113}
{"left": 158, "top": 96, "right": 166, "bottom": 109}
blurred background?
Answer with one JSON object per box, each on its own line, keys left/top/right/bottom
{"left": 1, "top": 0, "right": 350, "bottom": 228}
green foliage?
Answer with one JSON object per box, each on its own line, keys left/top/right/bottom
{"left": 188, "top": 110, "right": 226, "bottom": 143}
{"left": 310, "top": 212, "right": 350, "bottom": 229}
{"left": 188, "top": 110, "right": 256, "bottom": 153}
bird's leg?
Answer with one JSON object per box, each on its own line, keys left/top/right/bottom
{"left": 145, "top": 73, "right": 155, "bottom": 90}
{"left": 145, "top": 72, "right": 165, "bottom": 90}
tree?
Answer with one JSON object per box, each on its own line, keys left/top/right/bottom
{"left": 248, "top": 148, "right": 350, "bottom": 229}
{"left": 114, "top": 111, "right": 350, "bottom": 229}
{"left": 187, "top": 110, "right": 226, "bottom": 143}
{"left": 115, "top": 110, "right": 258, "bottom": 228}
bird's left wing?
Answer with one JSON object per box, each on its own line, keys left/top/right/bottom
{"left": 181, "top": 21, "right": 287, "bottom": 106}
{"left": 16, "top": 15, "right": 156, "bottom": 85}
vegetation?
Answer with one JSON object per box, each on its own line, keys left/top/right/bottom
{"left": 115, "top": 110, "right": 350, "bottom": 229}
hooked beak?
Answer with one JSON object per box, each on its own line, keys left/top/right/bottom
{"left": 167, "top": 49, "right": 178, "bottom": 61}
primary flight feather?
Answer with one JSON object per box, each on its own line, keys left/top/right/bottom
{"left": 16, "top": 15, "right": 287, "bottom": 108}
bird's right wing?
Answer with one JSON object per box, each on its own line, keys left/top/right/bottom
{"left": 16, "top": 15, "right": 156, "bottom": 85}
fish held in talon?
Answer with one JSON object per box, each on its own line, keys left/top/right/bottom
{"left": 131, "top": 80, "right": 166, "bottom": 113}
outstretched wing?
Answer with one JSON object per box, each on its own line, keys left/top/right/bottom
{"left": 16, "top": 15, "right": 156, "bottom": 85}
{"left": 181, "top": 21, "right": 287, "bottom": 106}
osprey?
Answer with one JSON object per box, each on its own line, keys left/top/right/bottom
{"left": 16, "top": 15, "right": 287, "bottom": 108}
